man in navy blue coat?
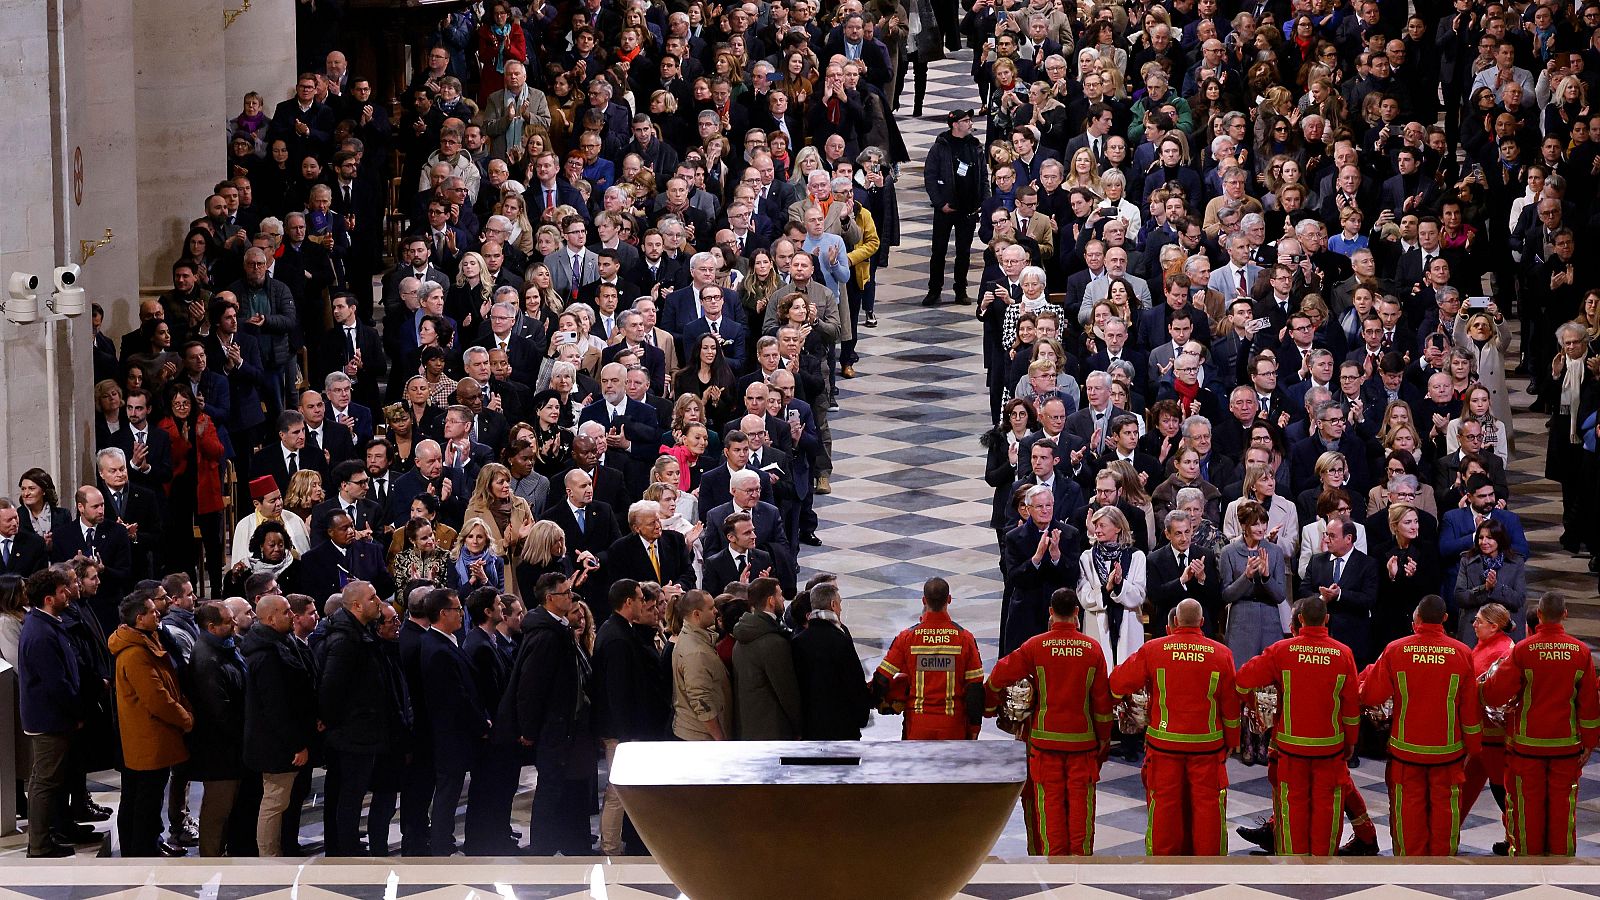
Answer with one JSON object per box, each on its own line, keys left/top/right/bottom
{"left": 417, "top": 588, "right": 491, "bottom": 857}
{"left": 18, "top": 568, "right": 83, "bottom": 857}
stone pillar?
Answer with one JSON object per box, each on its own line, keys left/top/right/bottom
{"left": 61, "top": 0, "right": 143, "bottom": 336}
{"left": 224, "top": 0, "right": 297, "bottom": 116}
{"left": 133, "top": 0, "right": 226, "bottom": 289}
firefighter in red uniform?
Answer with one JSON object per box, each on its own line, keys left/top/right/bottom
{"left": 873, "top": 578, "right": 985, "bottom": 740}
{"left": 1483, "top": 591, "right": 1600, "bottom": 856}
{"left": 1235, "top": 596, "right": 1359, "bottom": 855}
{"left": 1109, "top": 598, "right": 1241, "bottom": 856}
{"left": 1359, "top": 594, "right": 1482, "bottom": 856}
{"left": 984, "top": 588, "right": 1115, "bottom": 856}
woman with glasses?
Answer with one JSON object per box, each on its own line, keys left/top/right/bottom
{"left": 1295, "top": 451, "right": 1358, "bottom": 528}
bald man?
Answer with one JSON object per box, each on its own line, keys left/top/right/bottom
{"left": 243, "top": 595, "right": 319, "bottom": 856}
{"left": 1111, "top": 598, "right": 1241, "bottom": 856}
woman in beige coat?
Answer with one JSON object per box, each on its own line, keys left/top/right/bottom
{"left": 463, "top": 462, "right": 534, "bottom": 594}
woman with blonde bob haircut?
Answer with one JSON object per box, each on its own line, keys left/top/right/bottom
{"left": 1076, "top": 505, "right": 1148, "bottom": 668}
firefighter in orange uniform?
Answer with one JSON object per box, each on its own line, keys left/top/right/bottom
{"left": 1482, "top": 592, "right": 1600, "bottom": 856}
{"left": 873, "top": 577, "right": 985, "bottom": 740}
{"left": 984, "top": 588, "right": 1115, "bottom": 856}
{"left": 1359, "top": 593, "right": 1482, "bottom": 856}
{"left": 1235, "top": 596, "right": 1360, "bottom": 855}
{"left": 1109, "top": 597, "right": 1241, "bottom": 856}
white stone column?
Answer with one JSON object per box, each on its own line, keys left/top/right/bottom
{"left": 133, "top": 0, "right": 226, "bottom": 288}
{"left": 224, "top": 0, "right": 297, "bottom": 116}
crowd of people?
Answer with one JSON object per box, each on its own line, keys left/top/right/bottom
{"left": 3, "top": 0, "right": 1599, "bottom": 868}
{"left": 13, "top": 0, "right": 924, "bottom": 861}
{"left": 952, "top": 0, "right": 1600, "bottom": 863}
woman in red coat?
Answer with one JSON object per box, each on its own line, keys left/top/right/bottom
{"left": 157, "top": 382, "right": 226, "bottom": 595}
{"left": 476, "top": 0, "right": 528, "bottom": 103}
{"left": 1462, "top": 601, "right": 1515, "bottom": 845}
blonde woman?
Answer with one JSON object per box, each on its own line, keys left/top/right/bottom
{"left": 644, "top": 481, "right": 704, "bottom": 584}
{"left": 496, "top": 190, "right": 536, "bottom": 254}
{"left": 1222, "top": 463, "right": 1299, "bottom": 563}
{"left": 1063, "top": 146, "right": 1103, "bottom": 195}
{"left": 463, "top": 462, "right": 534, "bottom": 594}
{"left": 283, "top": 469, "right": 325, "bottom": 524}
{"left": 1105, "top": 459, "right": 1157, "bottom": 549}
{"left": 449, "top": 516, "right": 505, "bottom": 594}
{"left": 516, "top": 519, "right": 597, "bottom": 589}
{"left": 1077, "top": 505, "right": 1147, "bottom": 668}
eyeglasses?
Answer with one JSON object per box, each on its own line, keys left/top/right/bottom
{"left": 1318, "top": 416, "right": 1345, "bottom": 424}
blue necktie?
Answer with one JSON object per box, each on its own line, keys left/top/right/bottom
{"left": 575, "top": 508, "right": 586, "bottom": 533}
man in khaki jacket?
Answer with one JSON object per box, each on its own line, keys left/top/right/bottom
{"left": 671, "top": 590, "right": 733, "bottom": 740}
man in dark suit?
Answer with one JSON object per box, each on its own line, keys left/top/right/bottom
{"left": 203, "top": 296, "right": 270, "bottom": 462}
{"left": 1090, "top": 414, "right": 1164, "bottom": 488}
{"left": 1065, "top": 374, "right": 1128, "bottom": 457}
{"left": 822, "top": 14, "right": 892, "bottom": 87}
{"left": 602, "top": 501, "right": 695, "bottom": 594}
{"left": 322, "top": 372, "right": 376, "bottom": 447}
{"left": 1000, "top": 485, "right": 1082, "bottom": 656}
{"left": 577, "top": 363, "right": 661, "bottom": 492}
{"left": 558, "top": 432, "right": 632, "bottom": 530}
{"left": 697, "top": 432, "right": 776, "bottom": 521}
{"left": 388, "top": 440, "right": 469, "bottom": 530}
{"left": 437, "top": 404, "right": 494, "bottom": 485}
{"left": 381, "top": 237, "right": 449, "bottom": 327}
{"left": 416, "top": 588, "right": 491, "bottom": 857}
{"left": 701, "top": 511, "right": 775, "bottom": 595}
{"left": 310, "top": 461, "right": 383, "bottom": 547}
{"left": 316, "top": 293, "right": 387, "bottom": 412}
{"left": 599, "top": 312, "right": 670, "bottom": 394}
{"left": 540, "top": 470, "right": 622, "bottom": 602}
{"left": 681, "top": 293, "right": 750, "bottom": 373}
{"left": 1288, "top": 401, "right": 1375, "bottom": 498}
{"left": 268, "top": 75, "right": 337, "bottom": 162}
{"left": 250, "top": 410, "right": 328, "bottom": 496}
{"left": 291, "top": 512, "right": 395, "bottom": 601}
{"left": 1003, "top": 440, "right": 1087, "bottom": 537}
{"left": 112, "top": 389, "right": 174, "bottom": 493}
{"left": 50, "top": 485, "right": 135, "bottom": 634}
{"left": 790, "top": 581, "right": 872, "bottom": 740}
{"left": 1298, "top": 517, "right": 1380, "bottom": 665}
{"left": 701, "top": 470, "right": 793, "bottom": 588}
{"left": 1437, "top": 474, "right": 1529, "bottom": 598}
{"left": 299, "top": 389, "right": 358, "bottom": 477}
{"left": 1145, "top": 510, "right": 1223, "bottom": 635}
{"left": 95, "top": 447, "right": 164, "bottom": 580}
{"left": 0, "top": 499, "right": 48, "bottom": 576}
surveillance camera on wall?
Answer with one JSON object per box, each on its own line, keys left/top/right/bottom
{"left": 5, "top": 272, "right": 39, "bottom": 324}
{"left": 51, "top": 265, "right": 85, "bottom": 317}
{"left": 7, "top": 272, "right": 38, "bottom": 299}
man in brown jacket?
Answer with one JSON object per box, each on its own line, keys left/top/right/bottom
{"left": 109, "top": 592, "right": 193, "bottom": 858}
{"left": 670, "top": 590, "right": 733, "bottom": 740}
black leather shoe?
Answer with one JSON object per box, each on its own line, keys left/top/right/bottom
{"left": 72, "top": 803, "right": 112, "bottom": 823}
{"left": 159, "top": 841, "right": 187, "bottom": 858}
{"left": 52, "top": 823, "right": 99, "bottom": 844}
{"left": 1493, "top": 840, "right": 1510, "bottom": 856}
{"left": 799, "top": 531, "right": 822, "bottom": 546}
{"left": 1236, "top": 819, "right": 1274, "bottom": 853}
{"left": 921, "top": 293, "right": 940, "bottom": 307}
{"left": 27, "top": 842, "right": 73, "bottom": 858}
{"left": 1338, "top": 835, "right": 1380, "bottom": 856}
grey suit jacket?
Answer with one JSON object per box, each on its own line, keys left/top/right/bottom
{"left": 478, "top": 87, "right": 552, "bottom": 154}
{"left": 548, "top": 248, "right": 600, "bottom": 298}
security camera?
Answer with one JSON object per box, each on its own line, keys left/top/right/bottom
{"left": 53, "top": 265, "right": 80, "bottom": 291}
{"left": 50, "top": 265, "right": 86, "bottom": 317}
{"left": 7, "top": 272, "right": 38, "bottom": 300}
{"left": 4, "top": 272, "right": 38, "bottom": 324}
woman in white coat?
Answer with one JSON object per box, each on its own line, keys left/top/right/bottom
{"left": 1077, "top": 505, "right": 1148, "bottom": 669}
